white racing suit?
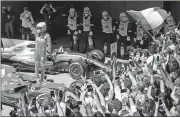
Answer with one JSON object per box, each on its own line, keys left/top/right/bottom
{"left": 35, "top": 33, "right": 52, "bottom": 82}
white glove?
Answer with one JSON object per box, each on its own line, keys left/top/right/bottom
{"left": 140, "top": 40, "right": 144, "bottom": 45}
{"left": 113, "top": 26, "right": 116, "bottom": 31}
{"left": 68, "top": 30, "right": 70, "bottom": 35}
{"left": 116, "top": 35, "right": 120, "bottom": 39}
{"left": 89, "top": 31, "right": 93, "bottom": 36}
{"left": 79, "top": 30, "right": 82, "bottom": 34}
{"left": 127, "top": 36, "right": 130, "bottom": 41}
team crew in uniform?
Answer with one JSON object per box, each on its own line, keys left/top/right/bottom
{"left": 34, "top": 22, "right": 52, "bottom": 83}
{"left": 101, "top": 11, "right": 115, "bottom": 55}
{"left": 67, "top": 8, "right": 80, "bottom": 51}
{"left": 20, "top": 7, "right": 34, "bottom": 40}
{"left": 113, "top": 12, "right": 136, "bottom": 56}
{"left": 80, "top": 7, "right": 95, "bottom": 53}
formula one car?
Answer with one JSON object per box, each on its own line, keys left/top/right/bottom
{"left": 1, "top": 40, "right": 111, "bottom": 80}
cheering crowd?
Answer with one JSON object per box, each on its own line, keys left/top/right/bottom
{"left": 1, "top": 2, "right": 180, "bottom": 117}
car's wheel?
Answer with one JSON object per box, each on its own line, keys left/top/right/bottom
{"left": 69, "top": 60, "right": 88, "bottom": 80}
{"left": 89, "top": 50, "right": 105, "bottom": 63}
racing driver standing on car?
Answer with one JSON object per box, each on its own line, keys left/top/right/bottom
{"left": 33, "top": 22, "right": 52, "bottom": 83}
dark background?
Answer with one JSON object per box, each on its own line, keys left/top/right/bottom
{"left": 1, "top": 1, "right": 180, "bottom": 38}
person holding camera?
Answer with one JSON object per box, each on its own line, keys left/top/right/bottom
{"left": 20, "top": 7, "right": 34, "bottom": 40}
{"left": 40, "top": 3, "right": 57, "bottom": 44}
{"left": 2, "top": 6, "right": 14, "bottom": 38}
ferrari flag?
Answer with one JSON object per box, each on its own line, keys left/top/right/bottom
{"left": 126, "top": 7, "right": 170, "bottom": 31}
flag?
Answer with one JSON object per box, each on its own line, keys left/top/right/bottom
{"left": 126, "top": 7, "right": 170, "bottom": 31}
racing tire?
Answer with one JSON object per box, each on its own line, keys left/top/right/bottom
{"left": 69, "top": 60, "right": 88, "bottom": 80}
{"left": 89, "top": 50, "right": 105, "bottom": 63}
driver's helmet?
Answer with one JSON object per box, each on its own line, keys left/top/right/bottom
{"left": 36, "top": 22, "right": 47, "bottom": 36}
{"left": 36, "top": 93, "right": 56, "bottom": 117}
